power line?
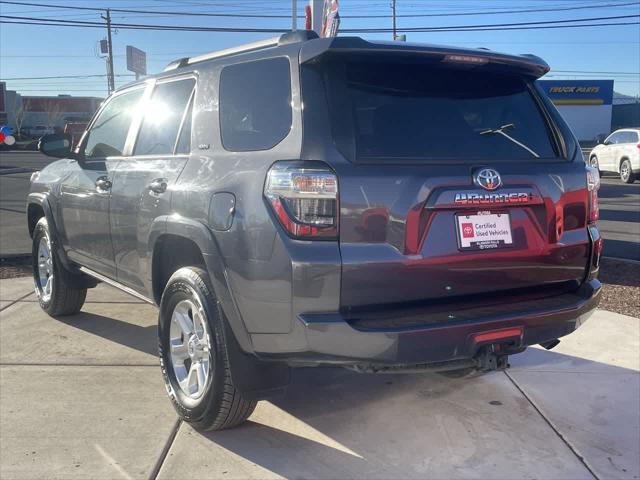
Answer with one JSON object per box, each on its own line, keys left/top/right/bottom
{"left": 0, "top": 74, "right": 134, "bottom": 80}
{"left": 0, "top": 0, "right": 638, "bottom": 19}
{"left": 1, "top": 13, "right": 639, "bottom": 33}
{"left": 2, "top": 18, "right": 638, "bottom": 33}
{"left": 345, "top": 13, "right": 640, "bottom": 32}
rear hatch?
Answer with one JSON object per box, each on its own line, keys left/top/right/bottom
{"left": 300, "top": 40, "right": 591, "bottom": 311}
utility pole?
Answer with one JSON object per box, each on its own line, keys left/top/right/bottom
{"left": 101, "top": 9, "right": 115, "bottom": 94}
{"left": 391, "top": 0, "right": 397, "bottom": 40}
{"left": 292, "top": 0, "right": 297, "bottom": 31}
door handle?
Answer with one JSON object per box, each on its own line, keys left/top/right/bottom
{"left": 95, "top": 176, "right": 112, "bottom": 191}
{"left": 148, "top": 178, "right": 168, "bottom": 194}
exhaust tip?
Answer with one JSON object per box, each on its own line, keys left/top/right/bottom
{"left": 539, "top": 339, "right": 560, "bottom": 350}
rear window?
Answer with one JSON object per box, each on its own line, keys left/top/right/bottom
{"left": 316, "top": 59, "right": 557, "bottom": 162}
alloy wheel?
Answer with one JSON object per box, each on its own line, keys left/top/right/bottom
{"left": 621, "top": 162, "right": 630, "bottom": 182}
{"left": 37, "top": 235, "right": 53, "bottom": 302}
{"left": 169, "top": 296, "right": 212, "bottom": 399}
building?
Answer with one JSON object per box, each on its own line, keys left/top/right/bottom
{"left": 0, "top": 83, "right": 102, "bottom": 133}
{"left": 537, "top": 80, "right": 614, "bottom": 144}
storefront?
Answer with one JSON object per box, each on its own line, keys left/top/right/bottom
{"left": 537, "top": 79, "right": 614, "bottom": 143}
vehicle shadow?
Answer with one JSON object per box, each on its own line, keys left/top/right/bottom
{"left": 54, "top": 310, "right": 158, "bottom": 356}
{"left": 194, "top": 352, "right": 639, "bottom": 479}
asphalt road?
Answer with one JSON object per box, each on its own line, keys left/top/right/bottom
{"left": 1, "top": 150, "right": 639, "bottom": 260}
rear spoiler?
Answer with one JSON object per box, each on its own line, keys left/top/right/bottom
{"left": 300, "top": 37, "right": 550, "bottom": 79}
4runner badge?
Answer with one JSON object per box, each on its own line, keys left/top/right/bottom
{"left": 454, "top": 192, "right": 532, "bottom": 205}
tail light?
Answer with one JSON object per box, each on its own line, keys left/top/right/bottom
{"left": 264, "top": 161, "right": 338, "bottom": 239}
{"left": 586, "top": 165, "right": 600, "bottom": 223}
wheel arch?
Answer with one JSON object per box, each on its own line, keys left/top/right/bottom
{"left": 26, "top": 193, "right": 73, "bottom": 269}
{"left": 150, "top": 218, "right": 290, "bottom": 399}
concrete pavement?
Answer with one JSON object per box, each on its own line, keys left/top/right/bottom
{"left": 1, "top": 277, "right": 638, "bottom": 479}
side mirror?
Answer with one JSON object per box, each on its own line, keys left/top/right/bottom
{"left": 38, "top": 133, "right": 73, "bottom": 158}
{"left": 595, "top": 134, "right": 606, "bottom": 144}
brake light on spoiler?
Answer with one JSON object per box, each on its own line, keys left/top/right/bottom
{"left": 443, "top": 54, "right": 489, "bottom": 65}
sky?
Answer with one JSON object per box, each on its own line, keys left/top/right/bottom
{"left": 1, "top": 0, "right": 639, "bottom": 98}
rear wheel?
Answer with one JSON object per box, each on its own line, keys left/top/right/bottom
{"left": 32, "top": 217, "right": 87, "bottom": 316}
{"left": 620, "top": 159, "right": 635, "bottom": 184}
{"left": 158, "top": 267, "right": 257, "bottom": 431}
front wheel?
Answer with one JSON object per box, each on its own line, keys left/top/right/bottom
{"left": 620, "top": 159, "right": 636, "bottom": 184}
{"left": 32, "top": 217, "right": 87, "bottom": 316}
{"left": 589, "top": 155, "right": 600, "bottom": 173}
{"left": 158, "top": 267, "right": 257, "bottom": 431}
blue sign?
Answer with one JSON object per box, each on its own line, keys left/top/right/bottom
{"left": 537, "top": 79, "right": 614, "bottom": 105}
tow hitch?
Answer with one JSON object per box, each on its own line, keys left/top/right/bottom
{"left": 470, "top": 327, "right": 523, "bottom": 371}
{"left": 474, "top": 345, "right": 510, "bottom": 371}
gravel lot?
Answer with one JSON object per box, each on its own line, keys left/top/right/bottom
{"left": 598, "top": 257, "right": 640, "bottom": 318}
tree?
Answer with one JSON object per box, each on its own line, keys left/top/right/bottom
{"left": 14, "top": 98, "right": 28, "bottom": 139}
{"left": 42, "top": 99, "right": 64, "bottom": 131}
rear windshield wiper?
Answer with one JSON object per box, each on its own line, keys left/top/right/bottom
{"left": 480, "top": 123, "right": 540, "bottom": 158}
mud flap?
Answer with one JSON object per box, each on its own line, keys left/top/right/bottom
{"left": 221, "top": 313, "right": 291, "bottom": 400}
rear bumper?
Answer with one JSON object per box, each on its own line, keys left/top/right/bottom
{"left": 252, "top": 279, "right": 601, "bottom": 367}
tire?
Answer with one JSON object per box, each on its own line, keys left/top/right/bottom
{"left": 620, "top": 159, "right": 635, "bottom": 184}
{"left": 158, "top": 267, "right": 257, "bottom": 431}
{"left": 589, "top": 155, "right": 600, "bottom": 173}
{"left": 32, "top": 217, "right": 87, "bottom": 316}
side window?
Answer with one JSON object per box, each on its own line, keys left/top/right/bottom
{"left": 134, "top": 78, "right": 195, "bottom": 156}
{"left": 621, "top": 131, "right": 638, "bottom": 144}
{"left": 219, "top": 57, "right": 292, "bottom": 151}
{"left": 83, "top": 88, "right": 144, "bottom": 158}
{"left": 606, "top": 133, "right": 619, "bottom": 145}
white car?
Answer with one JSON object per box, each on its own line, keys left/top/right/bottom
{"left": 588, "top": 128, "right": 640, "bottom": 183}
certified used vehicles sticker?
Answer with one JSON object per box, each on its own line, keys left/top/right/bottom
{"left": 457, "top": 212, "right": 513, "bottom": 250}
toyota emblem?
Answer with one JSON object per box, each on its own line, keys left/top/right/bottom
{"left": 475, "top": 168, "right": 502, "bottom": 191}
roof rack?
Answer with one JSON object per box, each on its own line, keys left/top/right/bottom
{"left": 164, "top": 30, "right": 319, "bottom": 72}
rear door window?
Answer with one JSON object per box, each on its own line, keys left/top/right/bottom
{"left": 606, "top": 133, "right": 621, "bottom": 144}
{"left": 316, "top": 59, "right": 558, "bottom": 162}
{"left": 83, "top": 88, "right": 144, "bottom": 158}
{"left": 134, "top": 77, "right": 195, "bottom": 156}
{"left": 620, "top": 131, "right": 638, "bottom": 144}
{"left": 219, "top": 57, "right": 292, "bottom": 151}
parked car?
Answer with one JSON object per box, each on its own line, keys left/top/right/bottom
{"left": 589, "top": 128, "right": 640, "bottom": 183}
{"left": 28, "top": 32, "right": 601, "bottom": 431}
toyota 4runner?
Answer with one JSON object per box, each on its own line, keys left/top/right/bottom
{"left": 28, "top": 31, "right": 601, "bottom": 431}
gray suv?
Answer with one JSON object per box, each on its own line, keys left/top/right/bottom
{"left": 29, "top": 32, "right": 602, "bottom": 431}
